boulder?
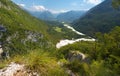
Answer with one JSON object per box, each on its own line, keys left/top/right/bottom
{"left": 0, "top": 62, "right": 39, "bottom": 76}
{"left": 67, "top": 51, "right": 89, "bottom": 63}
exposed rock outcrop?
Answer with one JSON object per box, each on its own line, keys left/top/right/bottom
{"left": 0, "top": 62, "right": 39, "bottom": 76}
{"left": 67, "top": 51, "right": 90, "bottom": 63}
{"left": 0, "top": 44, "right": 9, "bottom": 59}
{"left": 0, "top": 45, "right": 3, "bottom": 58}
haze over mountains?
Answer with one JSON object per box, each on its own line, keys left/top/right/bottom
{"left": 72, "top": 0, "right": 120, "bottom": 36}
{"left": 29, "top": 11, "right": 56, "bottom": 21}
{"left": 21, "top": 0, "right": 120, "bottom": 36}
{"left": 28, "top": 0, "right": 120, "bottom": 36}
{"left": 56, "top": 11, "right": 85, "bottom": 23}
{"left": 29, "top": 10, "right": 86, "bottom": 23}
{"left": 1, "top": 0, "right": 120, "bottom": 76}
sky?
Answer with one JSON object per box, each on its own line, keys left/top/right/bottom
{"left": 12, "top": 0, "right": 104, "bottom": 13}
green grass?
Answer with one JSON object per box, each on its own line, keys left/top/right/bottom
{"left": 7, "top": 49, "right": 68, "bottom": 76}
{"left": 0, "top": 0, "right": 56, "bottom": 55}
{"left": 0, "top": 60, "right": 8, "bottom": 69}
{"left": 54, "top": 27, "right": 62, "bottom": 32}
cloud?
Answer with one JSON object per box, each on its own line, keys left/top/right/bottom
{"left": 30, "top": 5, "right": 48, "bottom": 12}
{"left": 84, "top": 0, "right": 102, "bottom": 5}
{"left": 28, "top": 5, "right": 67, "bottom": 13}
{"left": 49, "top": 10, "right": 67, "bottom": 14}
{"left": 17, "top": 4, "right": 25, "bottom": 7}
{"left": 71, "top": 2, "right": 78, "bottom": 6}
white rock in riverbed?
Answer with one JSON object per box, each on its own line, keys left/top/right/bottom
{"left": 64, "top": 24, "right": 85, "bottom": 35}
{"left": 56, "top": 23, "right": 95, "bottom": 49}
{"left": 56, "top": 38, "right": 95, "bottom": 48}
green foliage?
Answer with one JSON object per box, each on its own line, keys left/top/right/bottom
{"left": 54, "top": 27, "right": 62, "bottom": 32}
{"left": 90, "top": 60, "right": 115, "bottom": 76}
{"left": 6, "top": 49, "right": 68, "bottom": 76}
{"left": 112, "top": 0, "right": 120, "bottom": 9}
{"left": 0, "top": 0, "right": 57, "bottom": 56}
{"left": 0, "top": 60, "right": 8, "bottom": 69}
{"left": 72, "top": 0, "right": 120, "bottom": 36}
{"left": 57, "top": 41, "right": 96, "bottom": 59}
{"left": 46, "top": 21, "right": 80, "bottom": 43}
{"left": 66, "top": 61, "right": 90, "bottom": 76}
{"left": 57, "top": 26, "right": 120, "bottom": 76}
{"left": 1, "top": 0, "right": 120, "bottom": 76}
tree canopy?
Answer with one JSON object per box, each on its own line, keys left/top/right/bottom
{"left": 112, "top": 0, "right": 120, "bottom": 9}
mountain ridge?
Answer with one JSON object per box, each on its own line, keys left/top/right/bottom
{"left": 72, "top": 0, "right": 120, "bottom": 36}
{"left": 56, "top": 10, "right": 86, "bottom": 23}
{"left": 29, "top": 11, "right": 56, "bottom": 21}
{"left": 28, "top": 10, "right": 86, "bottom": 23}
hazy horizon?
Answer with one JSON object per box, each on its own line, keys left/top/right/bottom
{"left": 12, "top": 0, "right": 104, "bottom": 13}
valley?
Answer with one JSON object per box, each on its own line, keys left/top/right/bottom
{"left": 56, "top": 23, "right": 95, "bottom": 48}
{"left": 72, "top": 0, "right": 120, "bottom": 36}
{"left": 29, "top": 10, "right": 86, "bottom": 23}
{"left": 0, "top": 0, "right": 120, "bottom": 76}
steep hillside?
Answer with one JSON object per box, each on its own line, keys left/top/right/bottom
{"left": 29, "top": 11, "right": 56, "bottom": 21}
{"left": 57, "top": 11, "right": 85, "bottom": 23}
{"left": 72, "top": 0, "right": 120, "bottom": 36}
{"left": 0, "top": 0, "right": 54, "bottom": 55}
{"left": 0, "top": 0, "right": 81, "bottom": 56}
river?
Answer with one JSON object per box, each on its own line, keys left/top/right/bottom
{"left": 56, "top": 23, "right": 95, "bottom": 48}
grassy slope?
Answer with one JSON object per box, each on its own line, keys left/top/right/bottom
{"left": 0, "top": 0, "right": 120, "bottom": 75}
{"left": 0, "top": 0, "right": 50, "bottom": 36}
{"left": 0, "top": 1, "right": 69, "bottom": 75}
{"left": 0, "top": 0, "right": 56, "bottom": 55}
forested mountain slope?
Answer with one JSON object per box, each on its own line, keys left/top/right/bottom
{"left": 56, "top": 11, "right": 85, "bottom": 23}
{"left": 72, "top": 0, "right": 120, "bottom": 36}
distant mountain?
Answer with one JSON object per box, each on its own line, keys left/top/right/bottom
{"left": 72, "top": 0, "right": 120, "bottom": 36}
{"left": 56, "top": 11, "right": 86, "bottom": 23}
{"left": 29, "top": 11, "right": 56, "bottom": 21}
{"left": 29, "top": 10, "right": 86, "bottom": 22}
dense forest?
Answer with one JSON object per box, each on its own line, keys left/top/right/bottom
{"left": 57, "top": 26, "right": 120, "bottom": 76}
{"left": 72, "top": 0, "right": 120, "bottom": 36}
{"left": 0, "top": 0, "right": 120, "bottom": 76}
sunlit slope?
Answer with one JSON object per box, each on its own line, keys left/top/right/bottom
{"left": 0, "top": 0, "right": 54, "bottom": 55}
